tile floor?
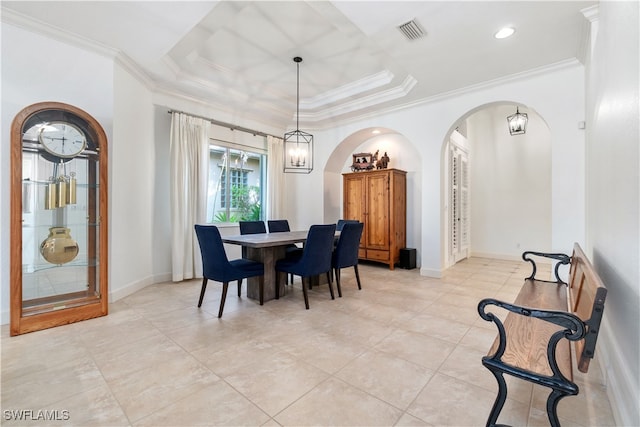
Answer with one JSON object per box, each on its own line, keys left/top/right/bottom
{"left": 1, "top": 258, "right": 616, "bottom": 426}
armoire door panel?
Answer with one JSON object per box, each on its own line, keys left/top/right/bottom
{"left": 366, "top": 174, "right": 390, "bottom": 249}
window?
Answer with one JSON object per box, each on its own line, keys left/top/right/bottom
{"left": 207, "top": 144, "right": 266, "bottom": 223}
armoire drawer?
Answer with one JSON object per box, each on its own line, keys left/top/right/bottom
{"left": 366, "top": 249, "right": 389, "bottom": 261}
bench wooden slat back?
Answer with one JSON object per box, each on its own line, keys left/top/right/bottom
{"left": 568, "top": 243, "right": 608, "bottom": 373}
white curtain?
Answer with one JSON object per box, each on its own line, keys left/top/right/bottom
{"left": 266, "top": 135, "right": 286, "bottom": 220}
{"left": 170, "top": 112, "right": 210, "bottom": 282}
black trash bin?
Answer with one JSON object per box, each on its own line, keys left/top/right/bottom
{"left": 399, "top": 248, "right": 416, "bottom": 269}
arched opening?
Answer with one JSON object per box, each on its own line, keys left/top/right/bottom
{"left": 324, "top": 127, "right": 422, "bottom": 266}
{"left": 441, "top": 102, "right": 552, "bottom": 269}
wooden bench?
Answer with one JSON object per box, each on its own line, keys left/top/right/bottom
{"left": 477, "top": 243, "right": 607, "bottom": 427}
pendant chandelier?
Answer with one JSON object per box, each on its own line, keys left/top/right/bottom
{"left": 507, "top": 106, "right": 528, "bottom": 136}
{"left": 284, "top": 57, "right": 313, "bottom": 173}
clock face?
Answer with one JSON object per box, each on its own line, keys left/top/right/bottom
{"left": 38, "top": 121, "right": 87, "bottom": 158}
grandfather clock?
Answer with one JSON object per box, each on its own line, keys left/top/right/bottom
{"left": 10, "top": 102, "right": 108, "bottom": 335}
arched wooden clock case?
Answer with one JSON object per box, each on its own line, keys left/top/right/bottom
{"left": 10, "top": 102, "right": 108, "bottom": 336}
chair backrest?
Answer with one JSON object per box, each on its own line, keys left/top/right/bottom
{"left": 336, "top": 219, "right": 359, "bottom": 231}
{"left": 267, "top": 219, "right": 290, "bottom": 233}
{"left": 334, "top": 222, "right": 364, "bottom": 269}
{"left": 296, "top": 224, "right": 337, "bottom": 276}
{"left": 194, "top": 225, "right": 231, "bottom": 280}
{"left": 239, "top": 220, "right": 266, "bottom": 235}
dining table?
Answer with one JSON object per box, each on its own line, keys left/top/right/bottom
{"left": 221, "top": 230, "right": 312, "bottom": 302}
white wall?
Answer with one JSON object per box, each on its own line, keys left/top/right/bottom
{"left": 584, "top": 2, "right": 640, "bottom": 425}
{"left": 0, "top": 23, "right": 115, "bottom": 323}
{"left": 468, "top": 105, "right": 552, "bottom": 259}
{"left": 109, "top": 61, "right": 157, "bottom": 301}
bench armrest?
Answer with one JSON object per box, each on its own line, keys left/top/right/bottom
{"left": 522, "top": 251, "right": 571, "bottom": 284}
{"left": 478, "top": 298, "right": 586, "bottom": 379}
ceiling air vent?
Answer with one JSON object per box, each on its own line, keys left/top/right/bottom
{"left": 398, "top": 19, "right": 425, "bottom": 41}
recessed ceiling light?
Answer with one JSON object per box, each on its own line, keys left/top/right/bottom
{"left": 494, "top": 27, "right": 515, "bottom": 39}
{"left": 372, "top": 129, "right": 381, "bottom": 134}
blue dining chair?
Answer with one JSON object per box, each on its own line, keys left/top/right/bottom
{"left": 267, "top": 219, "right": 290, "bottom": 233}
{"left": 275, "top": 224, "right": 337, "bottom": 309}
{"left": 268, "top": 219, "right": 302, "bottom": 284}
{"left": 336, "top": 219, "right": 360, "bottom": 231}
{"left": 332, "top": 222, "right": 364, "bottom": 297}
{"left": 194, "top": 225, "right": 265, "bottom": 318}
{"left": 239, "top": 220, "right": 266, "bottom": 258}
{"left": 239, "top": 220, "right": 266, "bottom": 235}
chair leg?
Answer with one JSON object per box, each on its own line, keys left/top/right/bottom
{"left": 237, "top": 279, "right": 242, "bottom": 297}
{"left": 198, "top": 278, "right": 208, "bottom": 307}
{"left": 327, "top": 272, "right": 335, "bottom": 300}
{"left": 218, "top": 282, "right": 229, "bottom": 318}
{"left": 335, "top": 268, "right": 342, "bottom": 297}
{"left": 354, "top": 264, "right": 362, "bottom": 290}
{"left": 275, "top": 271, "right": 281, "bottom": 299}
{"left": 301, "top": 277, "right": 310, "bottom": 309}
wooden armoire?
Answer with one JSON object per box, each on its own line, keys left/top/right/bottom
{"left": 342, "top": 168, "right": 406, "bottom": 270}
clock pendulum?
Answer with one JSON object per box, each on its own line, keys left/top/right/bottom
{"left": 38, "top": 122, "right": 85, "bottom": 265}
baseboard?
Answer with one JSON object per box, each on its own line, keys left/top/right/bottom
{"left": 420, "top": 267, "right": 442, "bottom": 278}
{"left": 470, "top": 251, "right": 523, "bottom": 262}
{"left": 152, "top": 272, "right": 172, "bottom": 284}
{"left": 109, "top": 275, "right": 155, "bottom": 302}
{"left": 597, "top": 316, "right": 640, "bottom": 426}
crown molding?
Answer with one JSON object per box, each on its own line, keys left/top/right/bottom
{"left": 114, "top": 53, "right": 156, "bottom": 90}
{"left": 301, "top": 69, "right": 395, "bottom": 109}
{"left": 153, "top": 87, "right": 286, "bottom": 135}
{"left": 1, "top": 7, "right": 118, "bottom": 59}
{"left": 581, "top": 5, "right": 599, "bottom": 23}
{"left": 299, "top": 74, "right": 417, "bottom": 122}
{"left": 305, "top": 58, "right": 584, "bottom": 131}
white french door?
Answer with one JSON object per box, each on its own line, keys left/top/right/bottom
{"left": 450, "top": 144, "right": 470, "bottom": 263}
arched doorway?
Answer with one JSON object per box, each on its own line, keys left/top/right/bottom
{"left": 323, "top": 127, "right": 422, "bottom": 266}
{"left": 441, "top": 103, "right": 552, "bottom": 269}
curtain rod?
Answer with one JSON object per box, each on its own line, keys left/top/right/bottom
{"left": 167, "top": 109, "right": 281, "bottom": 140}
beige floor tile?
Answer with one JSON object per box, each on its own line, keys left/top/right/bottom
{"left": 277, "top": 332, "right": 368, "bottom": 374}
{"left": 274, "top": 377, "right": 403, "bottom": 426}
{"left": 335, "top": 349, "right": 434, "bottom": 410}
{"left": 133, "top": 381, "right": 270, "bottom": 426}
{"left": 407, "top": 373, "right": 528, "bottom": 426}
{"left": 437, "top": 345, "right": 496, "bottom": 391}
{"left": 105, "top": 351, "right": 219, "bottom": 422}
{"left": 394, "top": 412, "right": 433, "bottom": 426}
{"left": 403, "top": 312, "right": 471, "bottom": 344}
{"left": 223, "top": 351, "right": 329, "bottom": 416}
{"left": 1, "top": 356, "right": 105, "bottom": 410}
{"left": 374, "top": 329, "right": 455, "bottom": 370}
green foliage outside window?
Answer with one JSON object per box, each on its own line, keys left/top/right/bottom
{"left": 232, "top": 185, "right": 261, "bottom": 221}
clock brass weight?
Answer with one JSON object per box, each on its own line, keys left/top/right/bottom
{"left": 10, "top": 102, "right": 109, "bottom": 335}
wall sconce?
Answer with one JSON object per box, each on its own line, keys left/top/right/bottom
{"left": 507, "top": 106, "right": 528, "bottom": 135}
